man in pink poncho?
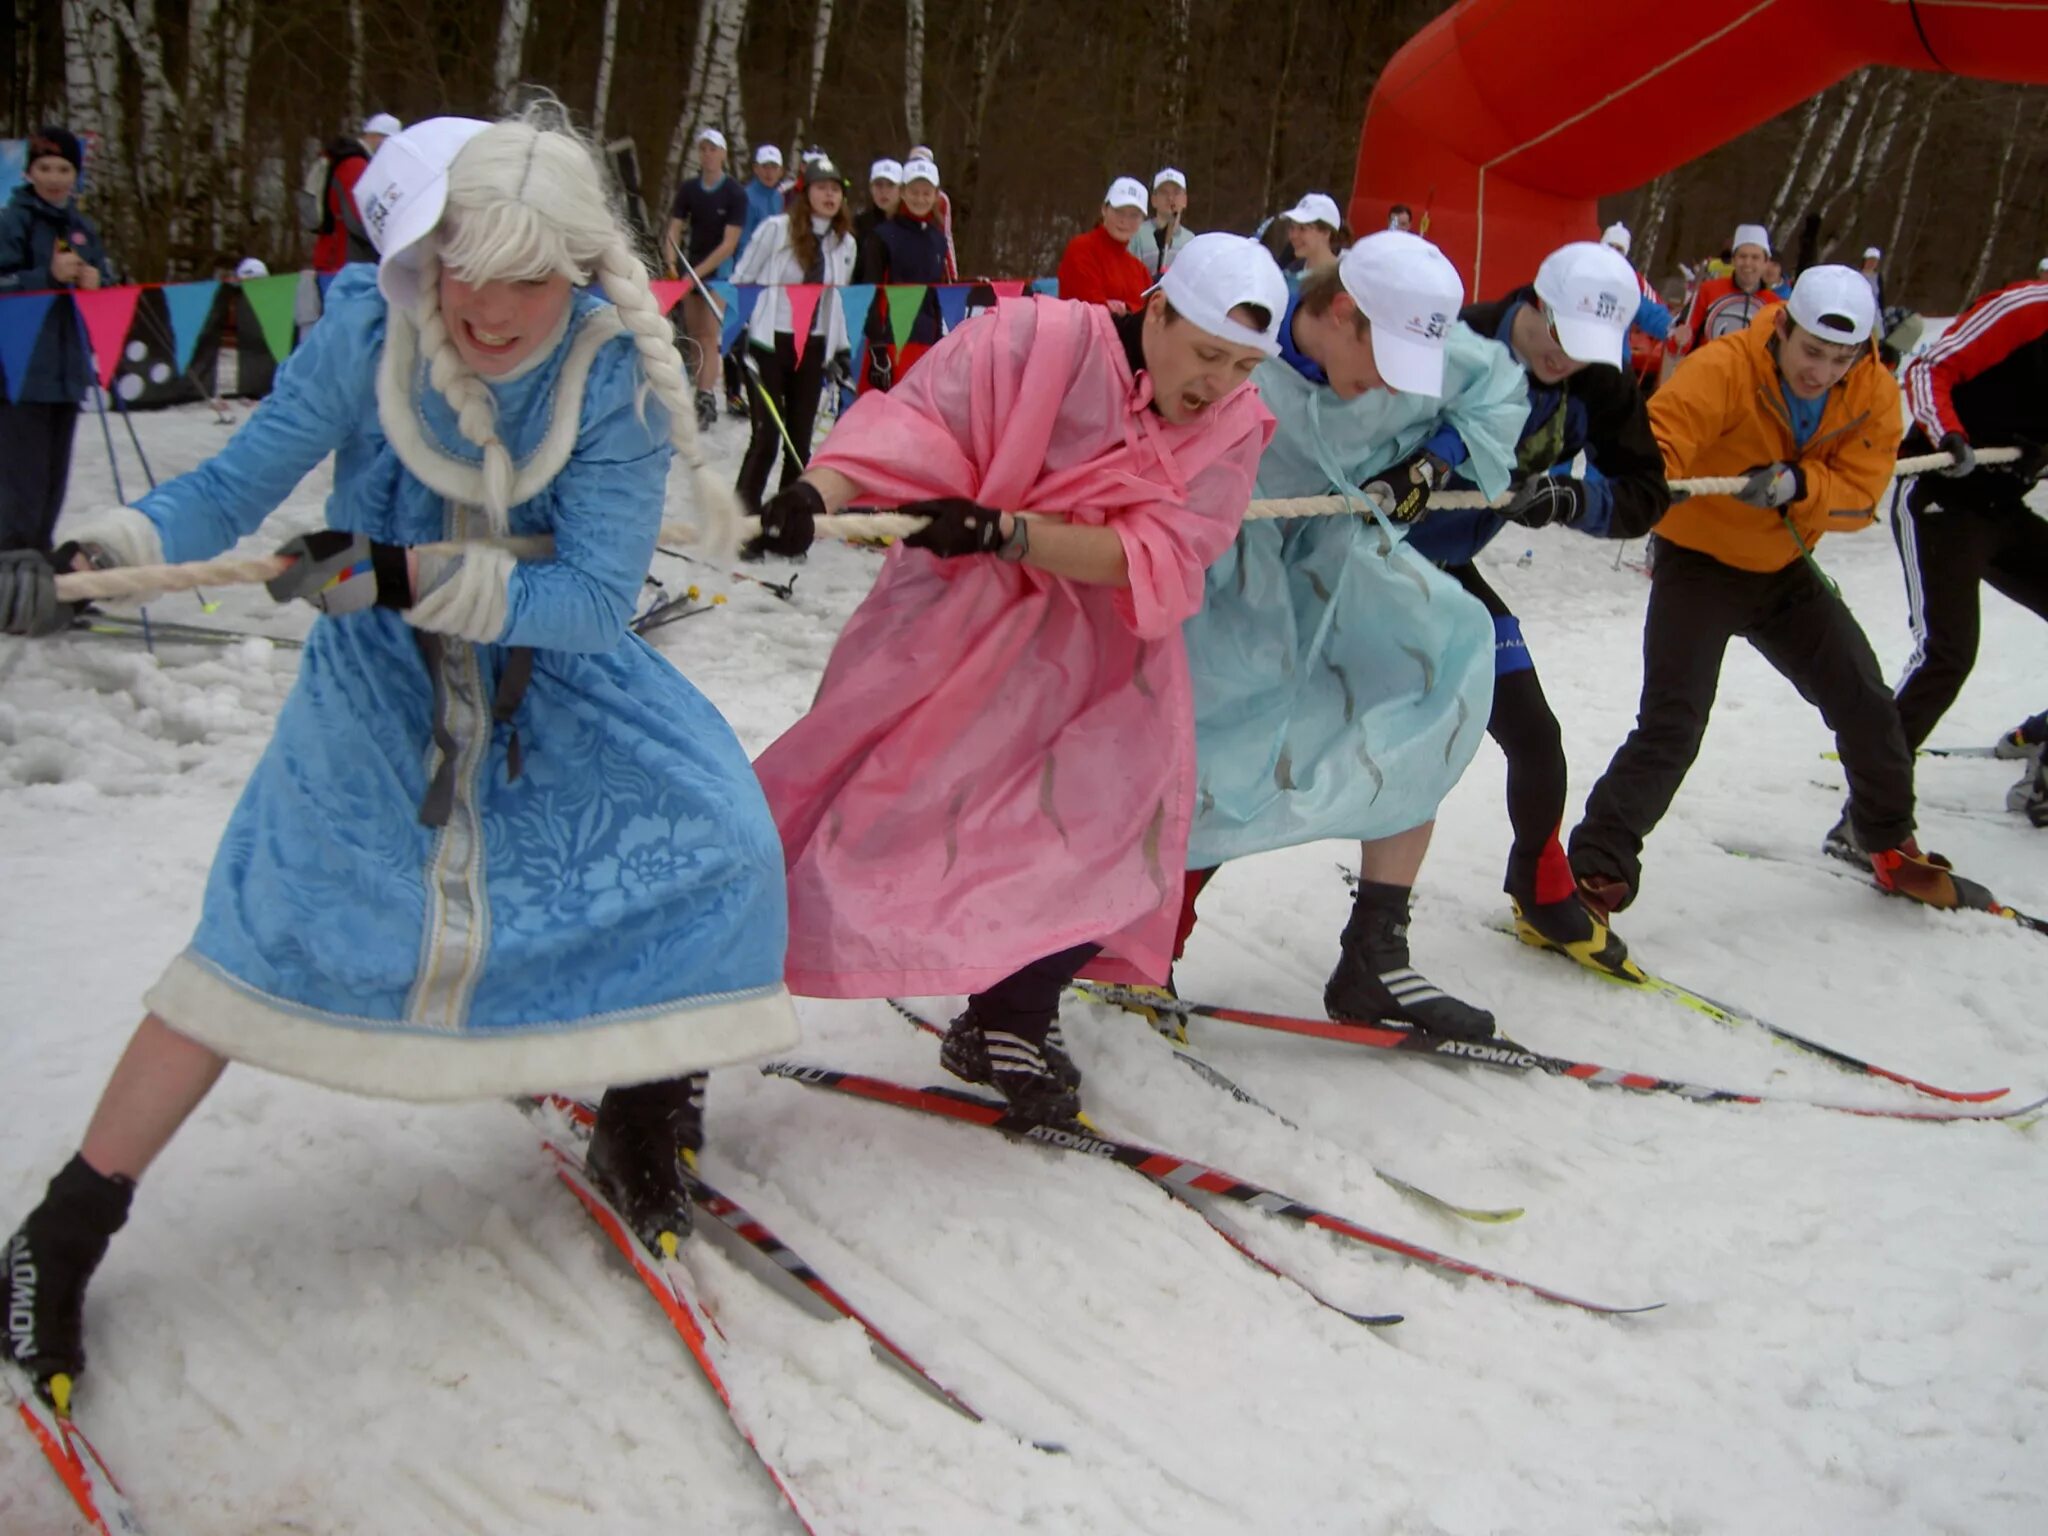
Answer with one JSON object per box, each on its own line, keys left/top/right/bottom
{"left": 749, "top": 232, "right": 1287, "bottom": 1123}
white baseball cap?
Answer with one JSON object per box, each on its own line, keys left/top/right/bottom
{"left": 697, "top": 127, "right": 727, "bottom": 150}
{"left": 362, "top": 112, "right": 403, "bottom": 138}
{"left": 1731, "top": 223, "right": 1772, "bottom": 256}
{"left": 1154, "top": 232, "right": 1290, "bottom": 356}
{"left": 2038, "top": 256, "right": 2048, "bottom": 275}
{"left": 1786, "top": 264, "right": 1877, "bottom": 346}
{"left": 1283, "top": 193, "right": 1344, "bottom": 230}
{"left": 754, "top": 143, "right": 783, "bottom": 166}
{"left": 1601, "top": 222, "right": 1632, "bottom": 255}
{"left": 353, "top": 115, "right": 492, "bottom": 311}
{"left": 901, "top": 156, "right": 940, "bottom": 187}
{"left": 234, "top": 256, "right": 270, "bottom": 281}
{"left": 1154, "top": 167, "right": 1187, "bottom": 190}
{"left": 1337, "top": 230, "right": 1465, "bottom": 395}
{"left": 1533, "top": 241, "right": 1639, "bottom": 368}
{"left": 869, "top": 158, "right": 903, "bottom": 184}
{"left": 1862, "top": 246, "right": 1881, "bottom": 260}
{"left": 1105, "top": 177, "right": 1148, "bottom": 212}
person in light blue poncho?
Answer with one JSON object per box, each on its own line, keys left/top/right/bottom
{"left": 0, "top": 112, "right": 798, "bottom": 1404}
{"left": 1163, "top": 232, "right": 1527, "bottom": 1041}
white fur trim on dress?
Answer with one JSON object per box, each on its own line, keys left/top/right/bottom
{"left": 407, "top": 544, "right": 515, "bottom": 643}
{"left": 375, "top": 304, "right": 627, "bottom": 512}
{"left": 56, "top": 505, "right": 165, "bottom": 570}
{"left": 146, "top": 951, "right": 802, "bottom": 1102}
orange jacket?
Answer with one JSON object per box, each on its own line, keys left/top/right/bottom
{"left": 1649, "top": 306, "right": 1902, "bottom": 574}
{"left": 1057, "top": 224, "right": 1150, "bottom": 311}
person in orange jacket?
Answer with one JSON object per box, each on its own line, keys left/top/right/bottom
{"left": 1570, "top": 266, "right": 1990, "bottom": 913}
{"left": 1056, "top": 177, "right": 1151, "bottom": 313}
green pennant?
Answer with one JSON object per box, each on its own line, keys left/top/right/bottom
{"left": 884, "top": 284, "right": 927, "bottom": 350}
{"left": 241, "top": 273, "right": 302, "bottom": 364}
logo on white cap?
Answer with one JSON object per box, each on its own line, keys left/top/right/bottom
{"left": 353, "top": 116, "right": 493, "bottom": 312}
{"left": 869, "top": 158, "right": 903, "bottom": 184}
{"left": 1786, "top": 264, "right": 1877, "bottom": 346}
{"left": 754, "top": 143, "right": 783, "bottom": 165}
{"left": 1105, "top": 177, "right": 1148, "bottom": 212}
{"left": 901, "top": 156, "right": 940, "bottom": 187}
{"left": 1155, "top": 232, "right": 1289, "bottom": 357}
{"left": 1282, "top": 193, "right": 1343, "bottom": 230}
{"left": 1337, "top": 230, "right": 1465, "bottom": 396}
{"left": 1533, "top": 241, "right": 1639, "bottom": 368}
{"left": 1154, "top": 167, "right": 1187, "bottom": 190}
{"left": 1730, "top": 223, "right": 1772, "bottom": 256}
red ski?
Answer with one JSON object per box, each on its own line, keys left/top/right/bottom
{"left": 4, "top": 1363, "right": 145, "bottom": 1535}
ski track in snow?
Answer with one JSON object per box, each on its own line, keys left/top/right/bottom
{"left": 2, "top": 384, "right": 2044, "bottom": 1535}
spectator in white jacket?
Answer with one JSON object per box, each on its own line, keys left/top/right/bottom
{"left": 731, "top": 157, "right": 857, "bottom": 522}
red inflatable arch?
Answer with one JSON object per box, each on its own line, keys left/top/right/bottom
{"left": 1353, "top": 0, "right": 2048, "bottom": 296}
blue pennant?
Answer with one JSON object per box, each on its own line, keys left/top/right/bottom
{"left": 162, "top": 281, "right": 222, "bottom": 375}
{"left": 0, "top": 291, "right": 56, "bottom": 403}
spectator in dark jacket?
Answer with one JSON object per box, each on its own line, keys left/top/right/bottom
{"left": 856, "top": 156, "right": 951, "bottom": 391}
{"left": 852, "top": 158, "right": 902, "bottom": 273}
{"left": 0, "top": 126, "right": 113, "bottom": 554}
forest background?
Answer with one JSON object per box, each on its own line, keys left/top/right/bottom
{"left": 6, "top": 0, "right": 2045, "bottom": 312}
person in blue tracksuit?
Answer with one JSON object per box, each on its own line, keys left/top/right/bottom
{"left": 1171, "top": 232, "right": 1527, "bottom": 1041}
{"left": 1410, "top": 240, "right": 1671, "bottom": 972}
{"left": 0, "top": 114, "right": 797, "bottom": 1406}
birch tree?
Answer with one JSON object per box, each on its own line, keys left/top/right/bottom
{"left": 493, "top": 0, "right": 533, "bottom": 114}
{"left": 661, "top": 1, "right": 721, "bottom": 200}
{"left": 1160, "top": 0, "right": 1190, "bottom": 164}
{"left": 1815, "top": 74, "right": 1906, "bottom": 261}
{"left": 347, "top": 0, "right": 366, "bottom": 123}
{"left": 1884, "top": 81, "right": 1945, "bottom": 268}
{"left": 792, "top": 0, "right": 835, "bottom": 153}
{"left": 61, "top": 0, "right": 122, "bottom": 226}
{"left": 704, "top": 0, "right": 750, "bottom": 159}
{"left": 1763, "top": 95, "right": 1825, "bottom": 233}
{"left": 213, "top": 0, "right": 256, "bottom": 252}
{"left": 904, "top": 0, "right": 926, "bottom": 147}
{"left": 591, "top": 0, "right": 622, "bottom": 141}
{"left": 1774, "top": 70, "right": 1869, "bottom": 254}
{"left": 1962, "top": 94, "right": 2030, "bottom": 299}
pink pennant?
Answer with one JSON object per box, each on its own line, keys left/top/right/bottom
{"left": 990, "top": 280, "right": 1028, "bottom": 300}
{"left": 784, "top": 285, "right": 822, "bottom": 363}
{"left": 72, "top": 284, "right": 144, "bottom": 389}
{"left": 650, "top": 278, "right": 693, "bottom": 316}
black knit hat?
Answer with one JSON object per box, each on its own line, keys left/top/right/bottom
{"left": 29, "top": 125, "right": 82, "bottom": 173}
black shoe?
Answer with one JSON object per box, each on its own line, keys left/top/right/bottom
{"left": 585, "top": 1076, "right": 705, "bottom": 1257}
{"left": 940, "top": 1011, "right": 1082, "bottom": 1124}
{"left": 1823, "top": 810, "right": 1862, "bottom": 866}
{"left": 694, "top": 390, "right": 719, "bottom": 434}
{"left": 4, "top": 1156, "right": 134, "bottom": 1394}
{"left": 1510, "top": 894, "right": 1642, "bottom": 982}
{"left": 1325, "top": 883, "right": 1494, "bottom": 1041}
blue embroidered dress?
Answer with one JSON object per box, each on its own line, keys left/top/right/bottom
{"left": 1183, "top": 310, "right": 1529, "bottom": 865}
{"left": 135, "top": 267, "right": 797, "bottom": 1098}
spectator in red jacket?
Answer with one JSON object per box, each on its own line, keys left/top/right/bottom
{"left": 1666, "top": 221, "right": 1779, "bottom": 365}
{"left": 309, "top": 112, "right": 399, "bottom": 274}
{"left": 1056, "top": 177, "right": 1150, "bottom": 313}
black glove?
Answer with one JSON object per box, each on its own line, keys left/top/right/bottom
{"left": 1936, "top": 430, "right": 1976, "bottom": 479}
{"left": 1998, "top": 436, "right": 2047, "bottom": 482}
{"left": 265, "top": 530, "right": 413, "bottom": 614}
{"left": 1500, "top": 475, "right": 1584, "bottom": 529}
{"left": 1363, "top": 450, "right": 1450, "bottom": 524}
{"left": 0, "top": 549, "right": 74, "bottom": 637}
{"left": 1733, "top": 462, "right": 1807, "bottom": 510}
{"left": 901, "top": 498, "right": 1009, "bottom": 558}
{"left": 751, "top": 481, "right": 824, "bottom": 559}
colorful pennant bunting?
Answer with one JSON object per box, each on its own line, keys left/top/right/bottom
{"left": 0, "top": 291, "right": 55, "bottom": 403}
{"left": 241, "top": 273, "right": 301, "bottom": 363}
{"left": 884, "top": 284, "right": 927, "bottom": 349}
{"left": 72, "top": 284, "right": 143, "bottom": 388}
{"left": 162, "top": 281, "right": 221, "bottom": 374}
{"left": 784, "top": 285, "right": 823, "bottom": 362}
{"left": 837, "top": 283, "right": 876, "bottom": 346}
{"left": 649, "top": 278, "right": 692, "bottom": 316}
{"left": 990, "top": 280, "right": 1028, "bottom": 300}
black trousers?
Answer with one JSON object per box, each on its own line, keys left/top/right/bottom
{"left": 1450, "top": 563, "right": 1571, "bottom": 898}
{"left": 0, "top": 402, "right": 81, "bottom": 554}
{"left": 736, "top": 334, "right": 826, "bottom": 514}
{"left": 1573, "top": 538, "right": 1915, "bottom": 890}
{"left": 968, "top": 943, "right": 1102, "bottom": 1044}
{"left": 1890, "top": 470, "right": 2048, "bottom": 750}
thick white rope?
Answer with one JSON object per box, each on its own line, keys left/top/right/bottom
{"left": 50, "top": 447, "right": 2019, "bottom": 604}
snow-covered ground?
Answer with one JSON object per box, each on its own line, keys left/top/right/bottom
{"left": 2, "top": 386, "right": 2043, "bottom": 1536}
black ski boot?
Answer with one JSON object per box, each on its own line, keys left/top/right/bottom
{"left": 585, "top": 1075, "right": 705, "bottom": 1258}
{"left": 1325, "top": 881, "right": 1495, "bottom": 1041}
{"left": 940, "top": 1009, "right": 1082, "bottom": 1125}
{"left": 4, "top": 1155, "right": 134, "bottom": 1400}
{"left": 1507, "top": 842, "right": 1642, "bottom": 981}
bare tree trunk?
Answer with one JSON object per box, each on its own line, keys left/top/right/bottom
{"left": 346, "top": 0, "right": 365, "bottom": 123}
{"left": 1764, "top": 95, "right": 1825, "bottom": 232}
{"left": 957, "top": 0, "right": 998, "bottom": 229}
{"left": 1962, "top": 94, "right": 2029, "bottom": 299}
{"left": 493, "top": 0, "right": 533, "bottom": 114}
{"left": 1884, "top": 82, "right": 1943, "bottom": 281}
{"left": 591, "top": 0, "right": 622, "bottom": 141}
{"left": 1258, "top": 0, "right": 1303, "bottom": 217}
{"left": 663, "top": 0, "right": 721, "bottom": 199}
{"left": 706, "top": 0, "right": 750, "bottom": 157}
{"left": 904, "top": 0, "right": 926, "bottom": 146}
{"left": 214, "top": 0, "right": 255, "bottom": 254}
{"left": 1776, "top": 69, "right": 1869, "bottom": 254}
{"left": 1160, "top": 0, "right": 1190, "bottom": 164}
{"left": 1633, "top": 172, "right": 1676, "bottom": 276}
{"left": 1816, "top": 74, "right": 1905, "bottom": 259}
{"left": 792, "top": 0, "right": 834, "bottom": 151}
{"left": 169, "top": 0, "right": 224, "bottom": 266}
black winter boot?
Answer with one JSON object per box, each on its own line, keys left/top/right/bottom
{"left": 586, "top": 1075, "right": 705, "bottom": 1258}
{"left": 1325, "top": 881, "right": 1495, "bottom": 1040}
{"left": 940, "top": 1010, "right": 1082, "bottom": 1125}
{"left": 4, "top": 1155, "right": 135, "bottom": 1396}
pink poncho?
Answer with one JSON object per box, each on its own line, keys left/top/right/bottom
{"left": 754, "top": 296, "right": 1274, "bottom": 997}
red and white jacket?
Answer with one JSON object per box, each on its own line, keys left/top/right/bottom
{"left": 1904, "top": 278, "right": 2048, "bottom": 448}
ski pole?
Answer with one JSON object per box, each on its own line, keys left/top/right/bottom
{"left": 742, "top": 350, "right": 805, "bottom": 470}
{"left": 89, "top": 380, "right": 127, "bottom": 506}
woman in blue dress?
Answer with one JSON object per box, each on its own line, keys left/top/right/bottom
{"left": 0, "top": 113, "right": 796, "bottom": 1405}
